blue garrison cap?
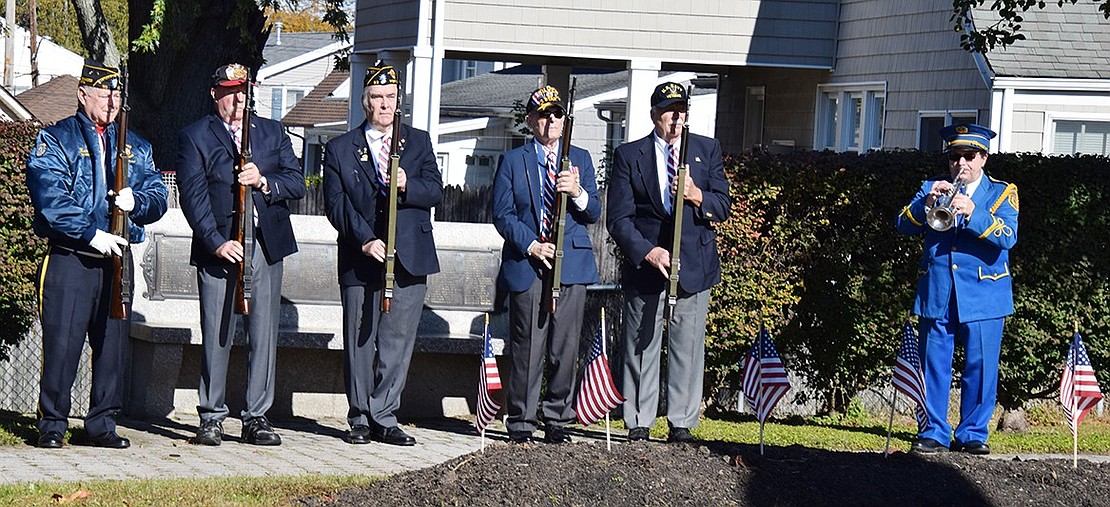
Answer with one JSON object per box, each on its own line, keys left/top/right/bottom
{"left": 939, "top": 123, "right": 996, "bottom": 152}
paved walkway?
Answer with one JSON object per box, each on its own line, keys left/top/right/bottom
{"left": 0, "top": 416, "right": 488, "bottom": 485}
{"left": 2, "top": 417, "right": 1107, "bottom": 486}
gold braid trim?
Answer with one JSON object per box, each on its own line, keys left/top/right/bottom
{"left": 990, "top": 183, "right": 1018, "bottom": 214}
{"left": 901, "top": 205, "right": 922, "bottom": 226}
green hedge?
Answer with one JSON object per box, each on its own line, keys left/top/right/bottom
{"left": 0, "top": 121, "right": 46, "bottom": 362}
{"left": 709, "top": 149, "right": 1110, "bottom": 413}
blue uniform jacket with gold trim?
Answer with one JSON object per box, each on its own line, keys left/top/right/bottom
{"left": 26, "top": 110, "right": 168, "bottom": 247}
{"left": 895, "top": 174, "right": 1019, "bottom": 322}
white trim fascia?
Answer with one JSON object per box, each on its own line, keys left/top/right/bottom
{"left": 816, "top": 81, "right": 886, "bottom": 92}
{"left": 312, "top": 120, "right": 348, "bottom": 128}
{"left": 0, "top": 88, "right": 32, "bottom": 121}
{"left": 258, "top": 40, "right": 352, "bottom": 82}
{"left": 439, "top": 117, "right": 491, "bottom": 135}
{"left": 992, "top": 77, "right": 1110, "bottom": 93}
{"left": 416, "top": 44, "right": 832, "bottom": 70}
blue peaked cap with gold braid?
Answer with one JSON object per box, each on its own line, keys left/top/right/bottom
{"left": 939, "top": 123, "right": 997, "bottom": 152}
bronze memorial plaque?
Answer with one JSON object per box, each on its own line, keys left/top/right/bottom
{"left": 425, "top": 247, "right": 500, "bottom": 311}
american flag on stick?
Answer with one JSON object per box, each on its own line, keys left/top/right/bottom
{"left": 1060, "top": 332, "right": 1103, "bottom": 433}
{"left": 891, "top": 321, "right": 929, "bottom": 433}
{"left": 475, "top": 317, "right": 502, "bottom": 434}
{"left": 740, "top": 326, "right": 790, "bottom": 423}
{"left": 576, "top": 311, "right": 624, "bottom": 426}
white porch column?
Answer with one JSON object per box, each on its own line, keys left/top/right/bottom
{"left": 626, "top": 58, "right": 662, "bottom": 141}
{"left": 348, "top": 52, "right": 374, "bottom": 128}
{"left": 411, "top": 45, "right": 436, "bottom": 136}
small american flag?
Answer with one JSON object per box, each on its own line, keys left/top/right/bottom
{"left": 892, "top": 321, "right": 929, "bottom": 433}
{"left": 475, "top": 324, "right": 502, "bottom": 434}
{"left": 575, "top": 316, "right": 624, "bottom": 426}
{"left": 1059, "top": 332, "right": 1103, "bottom": 432}
{"left": 740, "top": 326, "right": 791, "bottom": 423}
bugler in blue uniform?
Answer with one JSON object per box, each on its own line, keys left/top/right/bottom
{"left": 896, "top": 123, "right": 1018, "bottom": 455}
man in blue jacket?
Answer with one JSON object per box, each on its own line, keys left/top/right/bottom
{"left": 493, "top": 85, "right": 601, "bottom": 444}
{"left": 176, "top": 63, "right": 305, "bottom": 447}
{"left": 896, "top": 123, "right": 1018, "bottom": 456}
{"left": 607, "top": 82, "right": 731, "bottom": 443}
{"left": 26, "top": 59, "right": 168, "bottom": 449}
{"left": 322, "top": 63, "right": 441, "bottom": 446}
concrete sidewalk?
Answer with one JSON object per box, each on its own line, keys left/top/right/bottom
{"left": 0, "top": 416, "right": 487, "bottom": 485}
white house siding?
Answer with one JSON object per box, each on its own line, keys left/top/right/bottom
{"left": 354, "top": 0, "right": 838, "bottom": 69}
{"left": 829, "top": 0, "right": 990, "bottom": 149}
{"left": 1004, "top": 91, "right": 1110, "bottom": 153}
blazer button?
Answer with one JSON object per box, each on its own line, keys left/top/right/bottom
{"left": 951, "top": 264, "right": 958, "bottom": 270}
{"left": 951, "top": 246, "right": 957, "bottom": 251}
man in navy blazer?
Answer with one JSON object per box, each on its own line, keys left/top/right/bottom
{"left": 607, "top": 82, "right": 731, "bottom": 443}
{"left": 176, "top": 63, "right": 305, "bottom": 447}
{"left": 493, "top": 85, "right": 601, "bottom": 444}
{"left": 896, "top": 123, "right": 1018, "bottom": 456}
{"left": 322, "top": 63, "right": 441, "bottom": 446}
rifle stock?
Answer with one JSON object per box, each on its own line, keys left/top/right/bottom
{"left": 541, "top": 79, "right": 576, "bottom": 314}
{"left": 663, "top": 86, "right": 692, "bottom": 325}
{"left": 109, "top": 64, "right": 131, "bottom": 320}
{"left": 381, "top": 104, "right": 402, "bottom": 313}
{"left": 232, "top": 73, "right": 255, "bottom": 315}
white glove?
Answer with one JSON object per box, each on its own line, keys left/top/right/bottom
{"left": 89, "top": 229, "right": 127, "bottom": 257}
{"left": 114, "top": 187, "right": 135, "bottom": 212}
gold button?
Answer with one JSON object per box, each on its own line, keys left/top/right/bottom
{"left": 952, "top": 264, "right": 958, "bottom": 270}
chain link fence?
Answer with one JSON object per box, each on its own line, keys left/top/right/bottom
{"left": 1, "top": 321, "right": 93, "bottom": 416}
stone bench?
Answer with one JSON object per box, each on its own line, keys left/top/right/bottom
{"left": 125, "top": 209, "right": 509, "bottom": 421}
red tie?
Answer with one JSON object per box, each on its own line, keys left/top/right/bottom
{"left": 376, "top": 135, "right": 391, "bottom": 195}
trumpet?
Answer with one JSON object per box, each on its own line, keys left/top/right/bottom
{"left": 925, "top": 179, "right": 967, "bottom": 232}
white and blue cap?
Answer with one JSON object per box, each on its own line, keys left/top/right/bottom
{"left": 939, "top": 123, "right": 996, "bottom": 152}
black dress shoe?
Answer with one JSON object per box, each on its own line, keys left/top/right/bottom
{"left": 667, "top": 427, "right": 695, "bottom": 444}
{"left": 89, "top": 431, "right": 130, "bottom": 449}
{"left": 627, "top": 427, "right": 650, "bottom": 442}
{"left": 192, "top": 420, "right": 223, "bottom": 446}
{"left": 910, "top": 438, "right": 949, "bottom": 454}
{"left": 959, "top": 440, "right": 991, "bottom": 455}
{"left": 37, "top": 431, "right": 64, "bottom": 449}
{"left": 375, "top": 425, "right": 416, "bottom": 446}
{"left": 347, "top": 424, "right": 372, "bottom": 445}
{"left": 243, "top": 416, "right": 282, "bottom": 446}
{"left": 508, "top": 431, "right": 534, "bottom": 444}
{"left": 543, "top": 426, "right": 572, "bottom": 444}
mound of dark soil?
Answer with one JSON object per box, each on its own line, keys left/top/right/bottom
{"left": 299, "top": 440, "right": 1110, "bottom": 506}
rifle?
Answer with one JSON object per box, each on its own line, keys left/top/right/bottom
{"left": 663, "top": 86, "right": 692, "bottom": 325}
{"left": 380, "top": 99, "right": 402, "bottom": 313}
{"left": 540, "top": 78, "right": 576, "bottom": 314}
{"left": 108, "top": 64, "right": 131, "bottom": 320}
{"left": 231, "top": 72, "right": 255, "bottom": 315}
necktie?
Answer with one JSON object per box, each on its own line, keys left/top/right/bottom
{"left": 377, "top": 135, "right": 391, "bottom": 196}
{"left": 667, "top": 143, "right": 678, "bottom": 214}
{"left": 540, "top": 150, "right": 557, "bottom": 242}
{"left": 230, "top": 124, "right": 242, "bottom": 152}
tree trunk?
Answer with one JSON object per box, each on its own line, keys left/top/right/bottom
{"left": 127, "top": 0, "right": 269, "bottom": 172}
{"left": 70, "top": 0, "right": 120, "bottom": 65}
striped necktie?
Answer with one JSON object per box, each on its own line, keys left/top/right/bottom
{"left": 667, "top": 143, "right": 678, "bottom": 214}
{"left": 376, "top": 135, "right": 391, "bottom": 196}
{"left": 230, "top": 123, "right": 242, "bottom": 152}
{"left": 540, "top": 149, "right": 557, "bottom": 242}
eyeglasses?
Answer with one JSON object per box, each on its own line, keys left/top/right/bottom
{"left": 539, "top": 110, "right": 565, "bottom": 120}
{"left": 947, "top": 151, "right": 979, "bottom": 162}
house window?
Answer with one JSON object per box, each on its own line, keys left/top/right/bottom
{"left": 1052, "top": 119, "right": 1110, "bottom": 155}
{"left": 918, "top": 111, "right": 978, "bottom": 151}
{"left": 270, "top": 87, "right": 309, "bottom": 120}
{"left": 815, "top": 83, "right": 885, "bottom": 152}
{"left": 743, "top": 86, "right": 765, "bottom": 150}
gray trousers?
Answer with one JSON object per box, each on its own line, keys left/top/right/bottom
{"left": 341, "top": 274, "right": 426, "bottom": 429}
{"left": 622, "top": 289, "right": 710, "bottom": 429}
{"left": 196, "top": 244, "right": 282, "bottom": 423}
{"left": 505, "top": 280, "right": 586, "bottom": 433}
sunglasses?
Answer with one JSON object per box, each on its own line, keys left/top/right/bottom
{"left": 538, "top": 110, "right": 565, "bottom": 119}
{"left": 947, "top": 151, "right": 979, "bottom": 162}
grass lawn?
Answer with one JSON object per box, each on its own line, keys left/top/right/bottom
{"left": 2, "top": 408, "right": 1108, "bottom": 506}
